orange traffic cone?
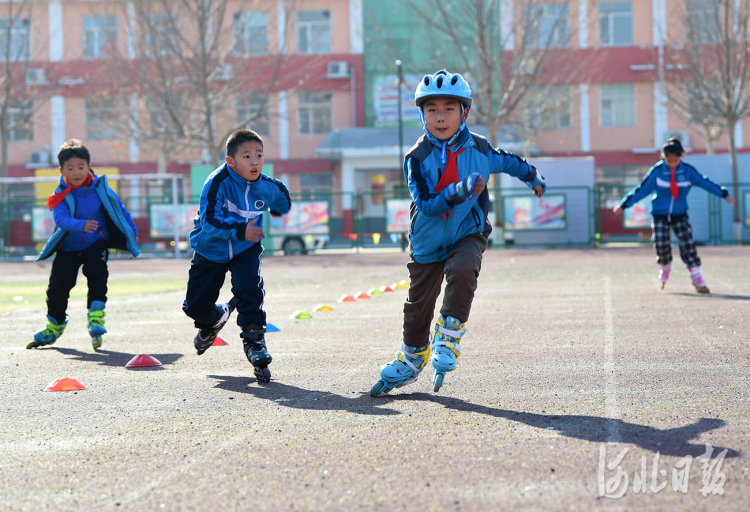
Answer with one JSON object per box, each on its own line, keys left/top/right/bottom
{"left": 355, "top": 291, "right": 371, "bottom": 300}
{"left": 45, "top": 377, "right": 87, "bottom": 392}
{"left": 337, "top": 294, "right": 357, "bottom": 303}
{"left": 212, "top": 336, "right": 229, "bottom": 346}
{"left": 125, "top": 354, "right": 162, "bottom": 368}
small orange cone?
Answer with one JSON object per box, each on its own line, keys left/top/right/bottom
{"left": 125, "top": 354, "right": 163, "bottom": 368}
{"left": 355, "top": 291, "right": 371, "bottom": 300}
{"left": 337, "top": 294, "right": 357, "bottom": 303}
{"left": 45, "top": 377, "right": 87, "bottom": 392}
{"left": 212, "top": 336, "right": 229, "bottom": 346}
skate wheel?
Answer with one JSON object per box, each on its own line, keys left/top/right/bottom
{"left": 254, "top": 366, "right": 271, "bottom": 383}
{"left": 433, "top": 372, "right": 444, "bottom": 392}
{"left": 91, "top": 336, "right": 102, "bottom": 350}
{"left": 370, "top": 380, "right": 388, "bottom": 397}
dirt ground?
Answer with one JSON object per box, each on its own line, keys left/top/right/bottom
{"left": 0, "top": 246, "right": 748, "bottom": 511}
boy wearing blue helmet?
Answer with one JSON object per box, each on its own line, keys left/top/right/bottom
{"left": 370, "top": 70, "right": 546, "bottom": 396}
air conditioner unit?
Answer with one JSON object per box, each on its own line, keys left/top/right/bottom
{"left": 29, "top": 151, "right": 51, "bottom": 165}
{"left": 326, "top": 61, "right": 350, "bottom": 79}
{"left": 663, "top": 129, "right": 690, "bottom": 150}
{"left": 25, "top": 68, "right": 48, "bottom": 85}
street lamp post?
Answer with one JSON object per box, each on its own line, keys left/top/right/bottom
{"left": 396, "top": 59, "right": 404, "bottom": 188}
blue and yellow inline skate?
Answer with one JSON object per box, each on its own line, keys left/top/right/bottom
{"left": 370, "top": 343, "right": 431, "bottom": 397}
{"left": 88, "top": 301, "right": 107, "bottom": 350}
{"left": 27, "top": 315, "right": 69, "bottom": 349}
{"left": 430, "top": 315, "right": 465, "bottom": 392}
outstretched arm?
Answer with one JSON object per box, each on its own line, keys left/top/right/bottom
{"left": 406, "top": 157, "right": 453, "bottom": 217}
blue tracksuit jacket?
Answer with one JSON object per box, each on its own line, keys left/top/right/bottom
{"left": 405, "top": 128, "right": 545, "bottom": 263}
{"left": 38, "top": 172, "right": 139, "bottom": 260}
{"left": 190, "top": 163, "right": 292, "bottom": 263}
{"left": 620, "top": 160, "right": 729, "bottom": 217}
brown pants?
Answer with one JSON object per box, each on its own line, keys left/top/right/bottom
{"left": 403, "top": 234, "right": 487, "bottom": 348}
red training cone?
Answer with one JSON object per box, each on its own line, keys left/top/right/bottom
{"left": 212, "top": 336, "right": 229, "bottom": 346}
{"left": 355, "top": 291, "right": 371, "bottom": 300}
{"left": 125, "top": 354, "right": 163, "bottom": 368}
{"left": 379, "top": 285, "right": 394, "bottom": 293}
{"left": 337, "top": 294, "right": 357, "bottom": 303}
{"left": 45, "top": 377, "right": 87, "bottom": 392}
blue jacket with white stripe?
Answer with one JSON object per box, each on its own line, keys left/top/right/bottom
{"left": 620, "top": 160, "right": 729, "bottom": 217}
{"left": 190, "top": 163, "right": 292, "bottom": 262}
{"left": 405, "top": 128, "right": 544, "bottom": 264}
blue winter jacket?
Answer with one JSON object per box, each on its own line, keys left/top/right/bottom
{"left": 406, "top": 128, "right": 545, "bottom": 264}
{"left": 190, "top": 163, "right": 292, "bottom": 263}
{"left": 620, "top": 160, "right": 729, "bottom": 217}
{"left": 38, "top": 172, "right": 139, "bottom": 261}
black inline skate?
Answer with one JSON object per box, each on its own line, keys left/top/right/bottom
{"left": 242, "top": 324, "right": 272, "bottom": 383}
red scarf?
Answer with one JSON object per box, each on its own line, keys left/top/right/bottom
{"left": 434, "top": 148, "right": 465, "bottom": 221}
{"left": 47, "top": 173, "right": 94, "bottom": 211}
{"left": 669, "top": 167, "right": 679, "bottom": 201}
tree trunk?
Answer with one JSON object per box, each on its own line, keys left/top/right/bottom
{"left": 727, "top": 123, "right": 742, "bottom": 243}
{"left": 703, "top": 126, "right": 714, "bottom": 155}
{"left": 157, "top": 151, "right": 169, "bottom": 175}
{"left": 1, "top": 125, "right": 8, "bottom": 178}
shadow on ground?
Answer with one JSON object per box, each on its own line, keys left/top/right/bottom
{"left": 672, "top": 292, "right": 750, "bottom": 301}
{"left": 208, "top": 375, "right": 399, "bottom": 416}
{"left": 49, "top": 347, "right": 183, "bottom": 367}
{"left": 385, "top": 393, "right": 740, "bottom": 458}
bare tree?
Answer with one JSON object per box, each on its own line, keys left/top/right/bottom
{"left": 405, "top": 0, "right": 577, "bottom": 148}
{"left": 1, "top": 0, "right": 45, "bottom": 178}
{"left": 663, "top": 0, "right": 750, "bottom": 239}
{"left": 111, "top": 0, "right": 291, "bottom": 168}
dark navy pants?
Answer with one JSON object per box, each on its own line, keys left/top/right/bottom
{"left": 182, "top": 243, "right": 266, "bottom": 329}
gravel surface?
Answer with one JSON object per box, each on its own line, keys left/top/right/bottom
{"left": 0, "top": 246, "right": 748, "bottom": 511}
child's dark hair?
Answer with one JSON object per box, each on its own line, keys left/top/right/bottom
{"left": 226, "top": 129, "right": 263, "bottom": 158}
{"left": 662, "top": 137, "right": 685, "bottom": 157}
{"left": 57, "top": 139, "right": 91, "bottom": 168}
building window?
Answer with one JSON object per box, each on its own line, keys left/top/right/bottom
{"left": 600, "top": 83, "right": 635, "bottom": 127}
{"left": 599, "top": 2, "right": 633, "bottom": 46}
{"left": 298, "top": 91, "right": 331, "bottom": 135}
{"left": 525, "top": 3, "right": 569, "bottom": 48}
{"left": 86, "top": 97, "right": 118, "bottom": 140}
{"left": 144, "top": 13, "right": 176, "bottom": 58}
{"left": 685, "top": 0, "right": 713, "bottom": 44}
{"left": 233, "top": 12, "right": 268, "bottom": 56}
{"left": 528, "top": 85, "right": 571, "bottom": 130}
{"left": 237, "top": 93, "right": 270, "bottom": 135}
{"left": 0, "top": 17, "right": 29, "bottom": 61}
{"left": 83, "top": 15, "right": 117, "bottom": 60}
{"left": 6, "top": 99, "right": 33, "bottom": 141}
{"left": 297, "top": 10, "right": 331, "bottom": 54}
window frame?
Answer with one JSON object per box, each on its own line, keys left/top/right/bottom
{"left": 6, "top": 99, "right": 33, "bottom": 142}
{"left": 233, "top": 11, "right": 268, "bottom": 56}
{"left": 599, "top": 83, "right": 636, "bottom": 128}
{"left": 0, "top": 16, "right": 30, "bottom": 61}
{"left": 85, "top": 96, "right": 119, "bottom": 141}
{"left": 296, "top": 10, "right": 331, "bottom": 54}
{"left": 236, "top": 93, "right": 270, "bottom": 135}
{"left": 83, "top": 15, "right": 118, "bottom": 60}
{"left": 298, "top": 91, "right": 332, "bottom": 135}
{"left": 598, "top": 1, "right": 634, "bottom": 47}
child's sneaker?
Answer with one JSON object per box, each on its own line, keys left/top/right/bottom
{"left": 658, "top": 265, "right": 671, "bottom": 290}
{"left": 431, "top": 315, "right": 465, "bottom": 392}
{"left": 88, "top": 301, "right": 107, "bottom": 349}
{"left": 370, "top": 343, "right": 430, "bottom": 397}
{"left": 28, "top": 315, "right": 69, "bottom": 349}
{"left": 194, "top": 297, "right": 239, "bottom": 355}
{"left": 689, "top": 267, "right": 710, "bottom": 294}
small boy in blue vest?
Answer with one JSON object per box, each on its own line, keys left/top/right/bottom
{"left": 370, "top": 70, "right": 546, "bottom": 396}
{"left": 614, "top": 137, "right": 735, "bottom": 293}
{"left": 29, "top": 139, "right": 140, "bottom": 350}
{"left": 182, "top": 129, "right": 291, "bottom": 383}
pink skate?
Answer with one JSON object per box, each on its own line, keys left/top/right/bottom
{"left": 689, "top": 267, "right": 710, "bottom": 294}
{"left": 658, "top": 265, "right": 671, "bottom": 290}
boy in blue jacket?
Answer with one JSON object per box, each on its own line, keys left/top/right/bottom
{"left": 183, "top": 129, "right": 291, "bottom": 383}
{"left": 29, "top": 139, "right": 140, "bottom": 350}
{"left": 370, "top": 70, "right": 546, "bottom": 396}
{"left": 614, "top": 137, "right": 735, "bottom": 293}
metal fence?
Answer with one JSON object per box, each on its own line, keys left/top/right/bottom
{"left": 1, "top": 179, "right": 747, "bottom": 260}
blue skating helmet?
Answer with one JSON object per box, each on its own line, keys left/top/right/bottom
{"left": 414, "top": 70, "right": 472, "bottom": 109}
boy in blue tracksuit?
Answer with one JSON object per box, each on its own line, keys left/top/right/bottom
{"left": 614, "top": 137, "right": 735, "bottom": 293}
{"left": 370, "top": 70, "right": 546, "bottom": 396}
{"left": 183, "top": 129, "right": 291, "bottom": 383}
{"left": 29, "top": 139, "right": 140, "bottom": 350}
